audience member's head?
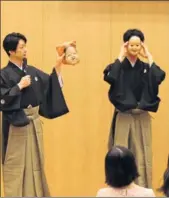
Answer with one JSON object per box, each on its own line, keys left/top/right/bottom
{"left": 105, "top": 146, "right": 139, "bottom": 188}
{"left": 159, "top": 155, "right": 169, "bottom": 197}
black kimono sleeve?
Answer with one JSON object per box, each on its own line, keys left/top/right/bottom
{"left": 37, "top": 68, "right": 69, "bottom": 118}
{"left": 138, "top": 62, "right": 166, "bottom": 112}
{"left": 149, "top": 63, "right": 166, "bottom": 85}
{"left": 147, "top": 62, "right": 165, "bottom": 98}
{"left": 103, "top": 59, "right": 122, "bottom": 85}
{"left": 0, "top": 71, "right": 30, "bottom": 126}
{"left": 0, "top": 73, "right": 21, "bottom": 111}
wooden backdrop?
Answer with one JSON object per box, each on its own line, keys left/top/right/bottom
{"left": 1, "top": 1, "right": 169, "bottom": 196}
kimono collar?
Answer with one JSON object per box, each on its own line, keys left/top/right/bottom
{"left": 123, "top": 57, "right": 141, "bottom": 70}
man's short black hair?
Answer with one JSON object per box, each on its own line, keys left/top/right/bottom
{"left": 123, "top": 29, "right": 145, "bottom": 42}
{"left": 105, "top": 146, "right": 139, "bottom": 188}
{"left": 3, "top": 32, "right": 27, "bottom": 56}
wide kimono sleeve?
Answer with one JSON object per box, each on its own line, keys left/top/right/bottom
{"left": 149, "top": 63, "right": 165, "bottom": 85}
{"left": 148, "top": 63, "right": 165, "bottom": 97}
{"left": 139, "top": 62, "right": 166, "bottom": 112}
{"left": 0, "top": 70, "right": 21, "bottom": 111}
{"left": 0, "top": 69, "right": 30, "bottom": 126}
{"left": 37, "top": 68, "right": 69, "bottom": 118}
{"left": 103, "top": 59, "right": 122, "bottom": 85}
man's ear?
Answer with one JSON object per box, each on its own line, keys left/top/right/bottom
{"left": 9, "top": 50, "right": 15, "bottom": 56}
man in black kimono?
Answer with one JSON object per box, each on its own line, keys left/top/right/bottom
{"left": 104, "top": 29, "right": 165, "bottom": 188}
{"left": 0, "top": 32, "right": 70, "bottom": 196}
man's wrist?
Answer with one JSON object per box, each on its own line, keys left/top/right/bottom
{"left": 147, "top": 54, "right": 153, "bottom": 66}
{"left": 55, "top": 66, "right": 61, "bottom": 75}
{"left": 118, "top": 55, "right": 124, "bottom": 62}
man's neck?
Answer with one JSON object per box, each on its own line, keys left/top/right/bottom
{"left": 127, "top": 55, "right": 138, "bottom": 64}
{"left": 9, "top": 58, "right": 23, "bottom": 68}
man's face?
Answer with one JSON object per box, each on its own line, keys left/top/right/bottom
{"left": 10, "top": 39, "right": 27, "bottom": 60}
{"left": 127, "top": 36, "right": 142, "bottom": 57}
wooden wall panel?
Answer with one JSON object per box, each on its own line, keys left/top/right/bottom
{"left": 1, "top": 1, "right": 169, "bottom": 196}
